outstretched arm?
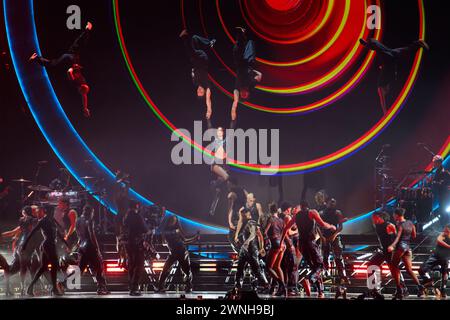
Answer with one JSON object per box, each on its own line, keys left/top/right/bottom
{"left": 310, "top": 210, "right": 336, "bottom": 230}
{"left": 227, "top": 193, "right": 236, "bottom": 230}
{"left": 280, "top": 215, "right": 296, "bottom": 245}
{"left": 1, "top": 226, "right": 21, "bottom": 239}
{"left": 64, "top": 210, "right": 77, "bottom": 241}
{"left": 234, "top": 207, "right": 245, "bottom": 242}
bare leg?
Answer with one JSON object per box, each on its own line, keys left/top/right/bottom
{"left": 402, "top": 252, "right": 420, "bottom": 285}
{"left": 205, "top": 88, "right": 212, "bottom": 119}
{"left": 377, "top": 85, "right": 389, "bottom": 114}
{"left": 391, "top": 250, "right": 403, "bottom": 291}
{"left": 212, "top": 164, "right": 229, "bottom": 182}
{"left": 231, "top": 89, "right": 239, "bottom": 121}
{"left": 79, "top": 84, "right": 90, "bottom": 117}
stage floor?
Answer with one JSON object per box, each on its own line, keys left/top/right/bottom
{"left": 0, "top": 291, "right": 446, "bottom": 301}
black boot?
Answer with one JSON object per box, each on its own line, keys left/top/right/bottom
{"left": 274, "top": 282, "right": 287, "bottom": 297}
{"left": 392, "top": 288, "right": 403, "bottom": 300}
{"left": 417, "top": 284, "right": 426, "bottom": 298}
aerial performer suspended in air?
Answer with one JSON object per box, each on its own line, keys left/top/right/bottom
{"left": 232, "top": 27, "right": 262, "bottom": 121}
{"left": 30, "top": 22, "right": 93, "bottom": 117}
{"left": 180, "top": 29, "right": 216, "bottom": 120}
{"left": 359, "top": 38, "right": 429, "bottom": 114}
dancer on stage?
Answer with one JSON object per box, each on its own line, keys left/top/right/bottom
{"left": 30, "top": 22, "right": 93, "bottom": 117}
{"left": 234, "top": 193, "right": 264, "bottom": 246}
{"left": 0, "top": 206, "right": 39, "bottom": 296}
{"left": 358, "top": 212, "right": 407, "bottom": 300}
{"left": 280, "top": 202, "right": 300, "bottom": 296}
{"left": 227, "top": 178, "right": 248, "bottom": 252}
{"left": 232, "top": 27, "right": 262, "bottom": 121}
{"left": 419, "top": 224, "right": 449, "bottom": 298}
{"left": 388, "top": 208, "right": 425, "bottom": 299}
{"left": 264, "top": 202, "right": 286, "bottom": 296}
{"left": 122, "top": 201, "right": 150, "bottom": 296}
{"left": 157, "top": 215, "right": 199, "bottom": 293}
{"left": 22, "top": 206, "right": 69, "bottom": 296}
{"left": 320, "top": 199, "right": 349, "bottom": 286}
{"left": 74, "top": 205, "right": 109, "bottom": 295}
{"left": 234, "top": 208, "right": 269, "bottom": 291}
{"left": 280, "top": 201, "right": 336, "bottom": 298}
{"left": 359, "top": 38, "right": 429, "bottom": 114}
{"left": 206, "top": 118, "right": 237, "bottom": 216}
{"left": 54, "top": 198, "right": 78, "bottom": 248}
{"left": 180, "top": 30, "right": 216, "bottom": 119}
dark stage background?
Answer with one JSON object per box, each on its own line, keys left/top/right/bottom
{"left": 0, "top": 0, "right": 449, "bottom": 227}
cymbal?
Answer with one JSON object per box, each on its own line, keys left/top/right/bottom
{"left": 12, "top": 178, "right": 31, "bottom": 183}
{"left": 80, "top": 176, "right": 96, "bottom": 180}
{"left": 28, "top": 185, "right": 52, "bottom": 192}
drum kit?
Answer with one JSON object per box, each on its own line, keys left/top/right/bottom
{"left": 11, "top": 176, "right": 98, "bottom": 209}
{"left": 374, "top": 142, "right": 438, "bottom": 224}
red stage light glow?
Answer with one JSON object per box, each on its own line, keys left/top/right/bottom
{"left": 264, "top": 0, "right": 301, "bottom": 12}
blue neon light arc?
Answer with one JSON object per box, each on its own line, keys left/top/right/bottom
{"left": 3, "top": 0, "right": 227, "bottom": 234}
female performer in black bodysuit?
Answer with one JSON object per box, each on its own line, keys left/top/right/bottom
{"left": 264, "top": 203, "right": 286, "bottom": 296}
{"left": 30, "top": 22, "right": 93, "bottom": 117}
{"left": 388, "top": 208, "right": 424, "bottom": 299}
{"left": 359, "top": 38, "right": 429, "bottom": 114}
{"left": 206, "top": 118, "right": 237, "bottom": 216}
{"left": 231, "top": 27, "right": 262, "bottom": 121}
{"left": 22, "top": 206, "right": 69, "bottom": 296}
{"left": 180, "top": 30, "right": 216, "bottom": 120}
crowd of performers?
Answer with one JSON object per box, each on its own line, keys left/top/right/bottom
{"left": 1, "top": 155, "right": 447, "bottom": 299}
{"left": 0, "top": 20, "right": 446, "bottom": 299}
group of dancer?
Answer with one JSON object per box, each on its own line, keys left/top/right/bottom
{"left": 223, "top": 182, "right": 348, "bottom": 298}
{"left": 365, "top": 209, "right": 449, "bottom": 300}
{"left": 218, "top": 155, "right": 448, "bottom": 299}
{"left": 0, "top": 200, "right": 108, "bottom": 296}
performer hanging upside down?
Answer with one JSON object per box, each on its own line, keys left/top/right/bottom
{"left": 231, "top": 27, "right": 262, "bottom": 121}
{"left": 264, "top": 203, "right": 286, "bottom": 296}
{"left": 74, "top": 205, "right": 109, "bottom": 295}
{"left": 388, "top": 208, "right": 425, "bottom": 299}
{"left": 206, "top": 118, "right": 237, "bottom": 216}
{"left": 281, "top": 201, "right": 336, "bottom": 298}
{"left": 180, "top": 30, "right": 216, "bottom": 119}
{"left": 359, "top": 38, "right": 429, "bottom": 114}
{"left": 0, "top": 206, "right": 39, "bottom": 296}
{"left": 30, "top": 22, "right": 93, "bottom": 117}
{"left": 22, "top": 206, "right": 69, "bottom": 296}
{"left": 419, "top": 224, "right": 450, "bottom": 298}
{"left": 157, "top": 215, "right": 199, "bottom": 293}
